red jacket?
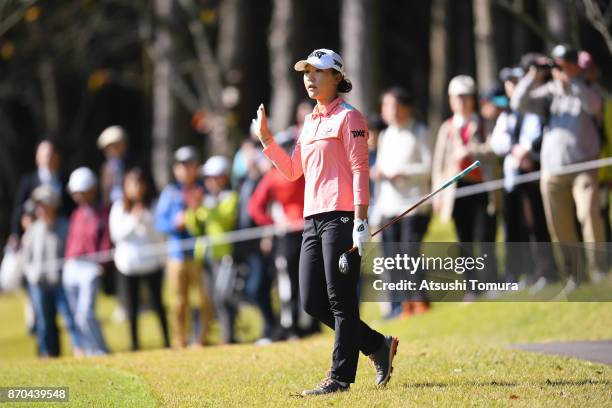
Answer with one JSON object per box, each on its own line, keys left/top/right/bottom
{"left": 64, "top": 204, "right": 112, "bottom": 262}
{"left": 248, "top": 168, "right": 305, "bottom": 225}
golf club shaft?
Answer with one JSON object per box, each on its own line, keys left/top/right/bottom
{"left": 344, "top": 160, "right": 481, "bottom": 255}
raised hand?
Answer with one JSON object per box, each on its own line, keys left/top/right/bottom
{"left": 252, "top": 104, "right": 274, "bottom": 147}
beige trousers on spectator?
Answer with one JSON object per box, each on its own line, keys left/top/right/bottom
{"left": 166, "top": 259, "right": 214, "bottom": 347}
{"left": 540, "top": 170, "right": 607, "bottom": 280}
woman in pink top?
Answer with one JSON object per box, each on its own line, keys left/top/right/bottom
{"left": 254, "top": 49, "right": 398, "bottom": 396}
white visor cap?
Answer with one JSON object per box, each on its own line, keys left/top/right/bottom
{"left": 294, "top": 49, "right": 345, "bottom": 76}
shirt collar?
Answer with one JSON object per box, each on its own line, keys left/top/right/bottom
{"left": 311, "top": 97, "right": 343, "bottom": 119}
{"left": 451, "top": 113, "right": 479, "bottom": 129}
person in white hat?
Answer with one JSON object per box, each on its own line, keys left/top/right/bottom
{"left": 97, "top": 125, "right": 128, "bottom": 205}
{"left": 253, "top": 48, "right": 398, "bottom": 396}
{"left": 63, "top": 166, "right": 110, "bottom": 355}
{"left": 184, "top": 155, "right": 239, "bottom": 344}
{"left": 432, "top": 75, "right": 498, "bottom": 299}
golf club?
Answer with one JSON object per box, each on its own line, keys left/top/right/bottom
{"left": 338, "top": 160, "right": 481, "bottom": 274}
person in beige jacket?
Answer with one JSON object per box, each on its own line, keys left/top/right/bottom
{"left": 432, "top": 75, "right": 499, "bottom": 294}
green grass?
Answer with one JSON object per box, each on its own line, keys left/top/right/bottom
{"left": 1, "top": 296, "right": 611, "bottom": 407}
{"left": 1, "top": 216, "right": 611, "bottom": 407}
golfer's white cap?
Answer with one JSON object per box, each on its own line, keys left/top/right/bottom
{"left": 294, "top": 49, "right": 345, "bottom": 76}
{"left": 202, "top": 155, "right": 229, "bottom": 177}
{"left": 448, "top": 75, "right": 476, "bottom": 96}
{"left": 68, "top": 167, "right": 97, "bottom": 193}
{"left": 97, "top": 125, "right": 127, "bottom": 149}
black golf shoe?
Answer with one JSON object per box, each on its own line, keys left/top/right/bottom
{"left": 301, "top": 375, "right": 350, "bottom": 396}
{"left": 368, "top": 335, "right": 399, "bottom": 386}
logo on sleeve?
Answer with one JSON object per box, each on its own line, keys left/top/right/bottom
{"left": 340, "top": 217, "right": 350, "bottom": 223}
{"left": 351, "top": 130, "right": 366, "bottom": 138}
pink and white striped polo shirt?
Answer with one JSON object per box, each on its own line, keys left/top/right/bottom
{"left": 262, "top": 97, "right": 370, "bottom": 218}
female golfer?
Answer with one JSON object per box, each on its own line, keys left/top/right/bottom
{"left": 254, "top": 48, "right": 398, "bottom": 396}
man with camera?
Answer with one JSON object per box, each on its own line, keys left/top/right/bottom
{"left": 511, "top": 44, "right": 607, "bottom": 289}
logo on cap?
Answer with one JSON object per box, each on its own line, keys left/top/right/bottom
{"left": 310, "top": 51, "right": 326, "bottom": 59}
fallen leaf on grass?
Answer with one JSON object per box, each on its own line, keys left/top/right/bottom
{"left": 509, "top": 394, "right": 519, "bottom": 400}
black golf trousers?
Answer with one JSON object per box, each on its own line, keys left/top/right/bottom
{"left": 300, "top": 210, "right": 384, "bottom": 383}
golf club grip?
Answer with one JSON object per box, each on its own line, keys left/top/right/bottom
{"left": 370, "top": 161, "right": 480, "bottom": 238}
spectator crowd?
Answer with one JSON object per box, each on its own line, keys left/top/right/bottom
{"left": 1, "top": 44, "right": 611, "bottom": 357}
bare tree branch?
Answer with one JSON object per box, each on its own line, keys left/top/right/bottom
{"left": 495, "top": 0, "right": 556, "bottom": 42}
{"left": 177, "top": 0, "right": 224, "bottom": 111}
{"left": 580, "top": 0, "right": 612, "bottom": 54}
{"left": 0, "top": 0, "right": 39, "bottom": 37}
{"left": 142, "top": 42, "right": 201, "bottom": 113}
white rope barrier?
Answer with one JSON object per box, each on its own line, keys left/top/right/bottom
{"left": 5, "top": 156, "right": 612, "bottom": 268}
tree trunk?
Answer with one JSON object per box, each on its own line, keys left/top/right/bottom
{"left": 509, "top": 0, "right": 542, "bottom": 62}
{"left": 27, "top": 6, "right": 60, "bottom": 139}
{"left": 428, "top": 0, "right": 450, "bottom": 133}
{"left": 218, "top": 0, "right": 248, "bottom": 80}
{"left": 0, "top": 107, "right": 20, "bottom": 244}
{"left": 214, "top": 0, "right": 271, "bottom": 142}
{"left": 450, "top": 0, "right": 477, "bottom": 77}
{"left": 268, "top": 0, "right": 301, "bottom": 133}
{"left": 151, "top": 0, "right": 175, "bottom": 189}
{"left": 340, "top": 0, "right": 378, "bottom": 116}
{"left": 38, "top": 59, "right": 60, "bottom": 139}
{"left": 473, "top": 0, "right": 497, "bottom": 91}
{"left": 539, "top": 0, "right": 570, "bottom": 46}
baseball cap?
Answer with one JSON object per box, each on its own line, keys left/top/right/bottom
{"left": 448, "top": 75, "right": 476, "bottom": 96}
{"left": 68, "top": 167, "right": 97, "bottom": 193}
{"left": 551, "top": 44, "right": 578, "bottom": 64}
{"left": 31, "top": 184, "right": 61, "bottom": 208}
{"left": 174, "top": 146, "right": 200, "bottom": 164}
{"left": 202, "top": 155, "right": 230, "bottom": 177}
{"left": 481, "top": 87, "right": 508, "bottom": 109}
{"left": 97, "top": 125, "right": 127, "bottom": 149}
{"left": 499, "top": 66, "right": 525, "bottom": 82}
{"left": 294, "top": 49, "right": 345, "bottom": 76}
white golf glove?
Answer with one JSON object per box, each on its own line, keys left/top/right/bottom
{"left": 352, "top": 218, "right": 370, "bottom": 257}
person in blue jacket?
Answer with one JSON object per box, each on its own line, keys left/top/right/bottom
{"left": 155, "top": 146, "right": 214, "bottom": 348}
